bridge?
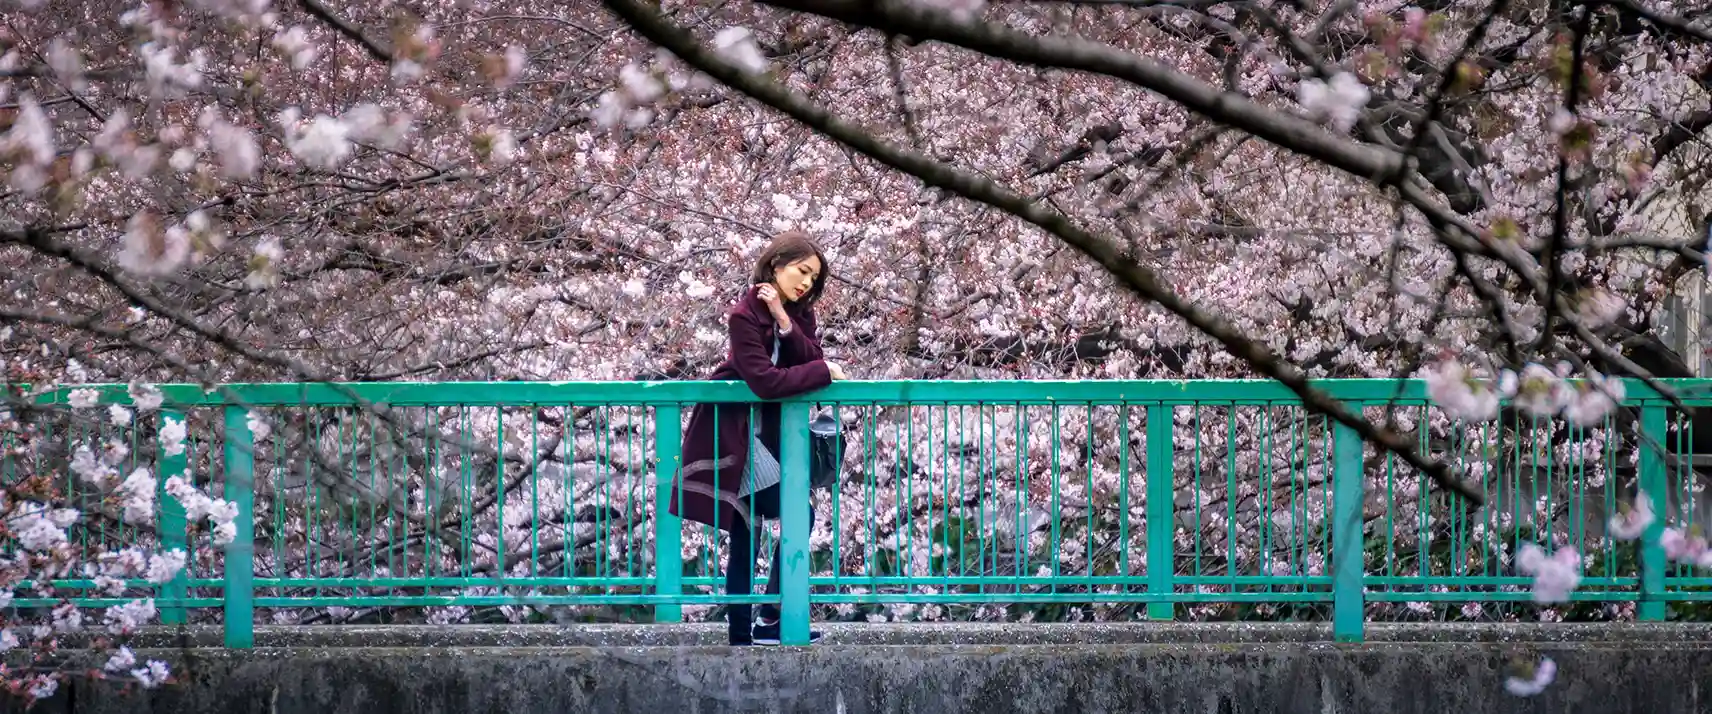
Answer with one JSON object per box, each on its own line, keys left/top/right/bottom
{"left": 13, "top": 379, "right": 1712, "bottom": 713}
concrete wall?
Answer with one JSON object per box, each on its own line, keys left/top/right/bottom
{"left": 17, "top": 624, "right": 1712, "bottom": 714}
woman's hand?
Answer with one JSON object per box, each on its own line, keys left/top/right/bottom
{"left": 755, "top": 283, "right": 791, "bottom": 330}
{"left": 825, "top": 361, "right": 848, "bottom": 381}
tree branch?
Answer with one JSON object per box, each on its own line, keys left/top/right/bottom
{"left": 598, "top": 0, "right": 1486, "bottom": 505}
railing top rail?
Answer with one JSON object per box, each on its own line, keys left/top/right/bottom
{"left": 15, "top": 378, "right": 1712, "bottom": 407}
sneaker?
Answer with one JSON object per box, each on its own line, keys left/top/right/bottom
{"left": 751, "top": 620, "right": 823, "bottom": 646}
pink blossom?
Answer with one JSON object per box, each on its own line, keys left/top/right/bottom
{"left": 1660, "top": 527, "right": 1708, "bottom": 564}
{"left": 1606, "top": 492, "right": 1653, "bottom": 541}
{"left": 1504, "top": 656, "right": 1556, "bottom": 697}
{"left": 1296, "top": 72, "right": 1369, "bottom": 133}
{"left": 128, "top": 383, "right": 164, "bottom": 411}
{"left": 713, "top": 27, "right": 767, "bottom": 74}
{"left": 1424, "top": 360, "right": 1498, "bottom": 422}
{"left": 1514, "top": 543, "right": 1580, "bottom": 603}
{"left": 272, "top": 26, "right": 317, "bottom": 69}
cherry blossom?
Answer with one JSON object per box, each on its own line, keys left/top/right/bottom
{"left": 1504, "top": 656, "right": 1556, "bottom": 697}
{"left": 1606, "top": 493, "right": 1654, "bottom": 541}
{"left": 272, "top": 26, "right": 318, "bottom": 70}
{"left": 1423, "top": 360, "right": 1498, "bottom": 422}
{"left": 1514, "top": 543, "right": 1581, "bottom": 604}
{"left": 1, "top": 1, "right": 1709, "bottom": 699}
{"left": 713, "top": 27, "right": 768, "bottom": 74}
{"left": 159, "top": 417, "right": 188, "bottom": 457}
{"left": 128, "top": 383, "right": 164, "bottom": 412}
{"left": 1296, "top": 73, "right": 1370, "bottom": 133}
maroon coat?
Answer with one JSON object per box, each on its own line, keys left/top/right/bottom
{"left": 669, "top": 288, "right": 831, "bottom": 531}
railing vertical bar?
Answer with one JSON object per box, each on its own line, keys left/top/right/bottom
{"left": 778, "top": 402, "right": 813, "bottom": 645}
{"left": 1332, "top": 412, "right": 1364, "bottom": 643}
{"left": 223, "top": 405, "right": 256, "bottom": 648}
{"left": 1639, "top": 404, "right": 1668, "bottom": 621}
{"left": 1145, "top": 403, "right": 1173, "bottom": 621}
{"left": 653, "top": 404, "right": 684, "bottom": 623}
{"left": 157, "top": 408, "right": 189, "bottom": 626}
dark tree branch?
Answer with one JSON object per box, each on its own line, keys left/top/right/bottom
{"left": 598, "top": 0, "right": 1487, "bottom": 505}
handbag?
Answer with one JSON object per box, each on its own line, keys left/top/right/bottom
{"left": 774, "top": 334, "right": 847, "bottom": 490}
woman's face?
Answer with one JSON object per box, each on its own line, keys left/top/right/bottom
{"left": 772, "top": 255, "right": 822, "bottom": 303}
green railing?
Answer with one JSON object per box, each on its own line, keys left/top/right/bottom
{"left": 13, "top": 379, "right": 1712, "bottom": 647}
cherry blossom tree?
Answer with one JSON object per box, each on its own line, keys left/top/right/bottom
{"left": 2, "top": 0, "right": 1710, "bottom": 704}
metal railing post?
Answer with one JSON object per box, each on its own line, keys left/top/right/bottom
{"left": 1145, "top": 404, "right": 1174, "bottom": 620}
{"left": 157, "top": 409, "right": 188, "bottom": 626}
{"left": 778, "top": 401, "right": 813, "bottom": 645}
{"left": 1331, "top": 417, "right": 1365, "bottom": 642}
{"left": 222, "top": 406, "right": 255, "bottom": 648}
{"left": 652, "top": 404, "right": 684, "bottom": 622}
{"left": 1638, "top": 405, "right": 1668, "bottom": 622}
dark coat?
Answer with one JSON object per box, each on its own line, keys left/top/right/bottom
{"left": 669, "top": 287, "right": 831, "bottom": 531}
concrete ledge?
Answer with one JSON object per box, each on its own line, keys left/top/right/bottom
{"left": 22, "top": 636, "right": 1712, "bottom": 714}
{"left": 102, "top": 621, "right": 1712, "bottom": 648}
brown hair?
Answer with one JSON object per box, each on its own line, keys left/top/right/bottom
{"left": 749, "top": 230, "right": 831, "bottom": 306}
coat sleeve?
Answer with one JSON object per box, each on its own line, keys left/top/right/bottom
{"left": 729, "top": 310, "right": 832, "bottom": 400}
{"left": 777, "top": 307, "right": 825, "bottom": 365}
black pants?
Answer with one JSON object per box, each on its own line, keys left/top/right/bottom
{"left": 725, "top": 483, "right": 816, "bottom": 642}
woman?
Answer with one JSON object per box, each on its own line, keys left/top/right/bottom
{"left": 669, "top": 230, "right": 847, "bottom": 646}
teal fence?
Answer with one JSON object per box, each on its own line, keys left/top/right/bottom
{"left": 10, "top": 379, "right": 1712, "bottom": 646}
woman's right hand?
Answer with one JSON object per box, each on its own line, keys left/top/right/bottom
{"left": 826, "top": 361, "right": 848, "bottom": 381}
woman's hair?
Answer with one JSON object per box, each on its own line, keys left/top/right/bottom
{"left": 750, "top": 230, "right": 831, "bottom": 305}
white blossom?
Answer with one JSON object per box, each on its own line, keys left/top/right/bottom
{"left": 105, "top": 646, "right": 138, "bottom": 673}
{"left": 1, "top": 94, "right": 55, "bottom": 167}
{"left": 48, "top": 38, "right": 86, "bottom": 91}
{"left": 160, "top": 416, "right": 188, "bottom": 456}
{"left": 1504, "top": 364, "right": 1571, "bottom": 418}
{"left": 283, "top": 113, "right": 354, "bottom": 170}
{"left": 146, "top": 549, "right": 187, "bottom": 585}
{"left": 118, "top": 212, "right": 191, "bottom": 277}
{"left": 343, "top": 103, "right": 412, "bottom": 150}
{"left": 1563, "top": 373, "right": 1624, "bottom": 427}
{"left": 139, "top": 42, "right": 205, "bottom": 99}
{"left": 498, "top": 44, "right": 526, "bottom": 87}
{"left": 713, "top": 27, "right": 767, "bottom": 74}
{"left": 272, "top": 25, "right": 318, "bottom": 69}
{"left": 129, "top": 382, "right": 164, "bottom": 411}
{"left": 591, "top": 91, "right": 628, "bottom": 128}
{"left": 1504, "top": 657, "right": 1556, "bottom": 697}
{"left": 26, "top": 678, "right": 57, "bottom": 701}
{"left": 1514, "top": 543, "right": 1581, "bottom": 603}
{"left": 391, "top": 59, "right": 424, "bottom": 83}
{"left": 132, "top": 660, "right": 171, "bottom": 688}
{"left": 1575, "top": 289, "right": 1625, "bottom": 329}
{"left": 1423, "top": 360, "right": 1498, "bottom": 422}
{"left": 619, "top": 63, "right": 665, "bottom": 103}
{"left": 169, "top": 146, "right": 198, "bottom": 172}
{"left": 247, "top": 237, "right": 283, "bottom": 290}
{"left": 1661, "top": 527, "right": 1708, "bottom": 565}
{"left": 1297, "top": 72, "right": 1369, "bottom": 133}
{"left": 209, "top": 119, "right": 261, "bottom": 179}
{"left": 12, "top": 502, "right": 71, "bottom": 551}
{"left": 117, "top": 468, "right": 157, "bottom": 524}
{"left": 67, "top": 388, "right": 100, "bottom": 409}
{"left": 104, "top": 599, "right": 158, "bottom": 635}
{"left": 1607, "top": 492, "right": 1653, "bottom": 540}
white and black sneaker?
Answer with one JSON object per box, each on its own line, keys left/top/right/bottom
{"left": 752, "top": 620, "right": 823, "bottom": 646}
